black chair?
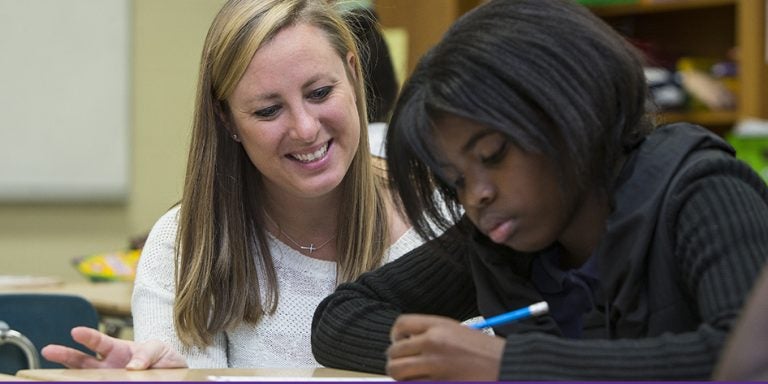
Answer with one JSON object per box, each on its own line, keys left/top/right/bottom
{"left": 0, "top": 293, "right": 99, "bottom": 374}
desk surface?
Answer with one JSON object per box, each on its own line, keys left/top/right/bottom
{"left": 0, "top": 373, "right": 29, "bottom": 381}
{"left": 17, "top": 368, "right": 391, "bottom": 381}
{"left": 0, "top": 280, "right": 132, "bottom": 317}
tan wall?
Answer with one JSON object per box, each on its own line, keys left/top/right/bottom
{"left": 0, "top": 0, "right": 225, "bottom": 281}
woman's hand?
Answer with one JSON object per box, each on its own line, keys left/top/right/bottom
{"left": 41, "top": 326, "right": 187, "bottom": 370}
{"left": 387, "top": 314, "right": 505, "bottom": 381}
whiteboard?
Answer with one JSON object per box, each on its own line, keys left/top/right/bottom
{"left": 0, "top": 0, "right": 130, "bottom": 202}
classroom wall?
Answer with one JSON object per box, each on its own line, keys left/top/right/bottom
{"left": 0, "top": 0, "right": 225, "bottom": 280}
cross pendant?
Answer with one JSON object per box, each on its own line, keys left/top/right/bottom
{"left": 301, "top": 243, "right": 316, "bottom": 253}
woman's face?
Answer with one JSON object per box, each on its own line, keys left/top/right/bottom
{"left": 433, "top": 114, "right": 576, "bottom": 252}
{"left": 228, "top": 22, "right": 360, "bottom": 200}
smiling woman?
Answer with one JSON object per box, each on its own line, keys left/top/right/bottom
{"left": 227, "top": 22, "right": 362, "bottom": 209}
{"left": 41, "top": 0, "right": 421, "bottom": 370}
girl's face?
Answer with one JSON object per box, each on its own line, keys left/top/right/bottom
{"left": 433, "top": 114, "right": 577, "bottom": 252}
{"left": 227, "top": 22, "right": 360, "bottom": 200}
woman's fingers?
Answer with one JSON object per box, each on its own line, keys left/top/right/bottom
{"left": 70, "top": 326, "right": 134, "bottom": 367}
{"left": 41, "top": 327, "right": 130, "bottom": 369}
{"left": 42, "top": 326, "right": 187, "bottom": 370}
{"left": 40, "top": 344, "right": 103, "bottom": 368}
{"left": 70, "top": 326, "right": 120, "bottom": 357}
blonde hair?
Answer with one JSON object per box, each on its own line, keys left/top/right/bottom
{"left": 174, "top": 0, "right": 389, "bottom": 348}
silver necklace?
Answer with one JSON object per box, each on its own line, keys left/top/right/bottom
{"left": 263, "top": 211, "right": 336, "bottom": 254}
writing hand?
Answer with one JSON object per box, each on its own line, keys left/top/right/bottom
{"left": 387, "top": 314, "right": 505, "bottom": 381}
{"left": 41, "top": 326, "right": 187, "bottom": 370}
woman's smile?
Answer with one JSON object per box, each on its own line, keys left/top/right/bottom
{"left": 287, "top": 140, "right": 332, "bottom": 163}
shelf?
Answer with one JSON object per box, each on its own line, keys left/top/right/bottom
{"left": 590, "top": 0, "right": 737, "bottom": 16}
{"left": 379, "top": 1, "right": 766, "bottom": 133}
{"left": 659, "top": 110, "right": 738, "bottom": 125}
{"left": 588, "top": 0, "right": 767, "bottom": 134}
{"left": 657, "top": 110, "right": 738, "bottom": 135}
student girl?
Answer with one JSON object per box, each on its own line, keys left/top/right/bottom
{"left": 42, "top": 0, "right": 421, "bottom": 369}
{"left": 311, "top": 0, "right": 768, "bottom": 380}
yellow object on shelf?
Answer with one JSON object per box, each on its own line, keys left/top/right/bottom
{"left": 677, "top": 57, "right": 737, "bottom": 111}
{"left": 74, "top": 249, "right": 141, "bottom": 282}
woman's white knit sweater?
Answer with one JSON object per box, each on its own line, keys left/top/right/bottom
{"left": 131, "top": 206, "right": 424, "bottom": 368}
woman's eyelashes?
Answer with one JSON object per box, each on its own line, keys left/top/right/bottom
{"left": 252, "top": 86, "right": 333, "bottom": 119}
{"left": 254, "top": 105, "right": 281, "bottom": 118}
{"left": 308, "top": 86, "right": 332, "bottom": 101}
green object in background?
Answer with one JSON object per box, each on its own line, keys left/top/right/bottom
{"left": 727, "top": 134, "right": 768, "bottom": 183}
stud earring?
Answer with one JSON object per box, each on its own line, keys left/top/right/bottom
{"left": 232, "top": 133, "right": 239, "bottom": 142}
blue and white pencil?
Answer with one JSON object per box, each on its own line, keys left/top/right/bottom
{"left": 469, "top": 301, "right": 549, "bottom": 329}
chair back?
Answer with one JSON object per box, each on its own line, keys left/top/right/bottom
{"left": 0, "top": 293, "right": 99, "bottom": 374}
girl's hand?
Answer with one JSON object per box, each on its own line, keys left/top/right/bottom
{"left": 41, "top": 326, "right": 187, "bottom": 370}
{"left": 387, "top": 314, "right": 505, "bottom": 381}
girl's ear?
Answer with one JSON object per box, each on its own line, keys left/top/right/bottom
{"left": 216, "top": 100, "right": 241, "bottom": 142}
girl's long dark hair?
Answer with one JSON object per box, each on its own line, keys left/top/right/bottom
{"left": 386, "top": 0, "right": 653, "bottom": 240}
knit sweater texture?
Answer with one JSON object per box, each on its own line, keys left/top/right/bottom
{"left": 132, "top": 205, "right": 424, "bottom": 368}
{"left": 311, "top": 124, "right": 768, "bottom": 380}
